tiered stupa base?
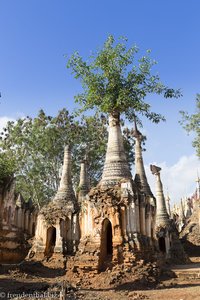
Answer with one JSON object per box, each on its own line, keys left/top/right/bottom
{"left": 66, "top": 182, "right": 154, "bottom": 274}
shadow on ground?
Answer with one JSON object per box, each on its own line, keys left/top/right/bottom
{"left": 0, "top": 261, "right": 65, "bottom": 278}
{"left": 0, "top": 278, "right": 50, "bottom": 296}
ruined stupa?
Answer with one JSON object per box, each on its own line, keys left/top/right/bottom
{"left": 151, "top": 165, "right": 188, "bottom": 263}
{"left": 78, "top": 156, "right": 90, "bottom": 201}
{"left": 30, "top": 146, "right": 80, "bottom": 261}
{"left": 0, "top": 178, "right": 36, "bottom": 263}
{"left": 133, "top": 117, "right": 153, "bottom": 198}
{"left": 67, "top": 113, "right": 156, "bottom": 272}
{"left": 165, "top": 193, "right": 171, "bottom": 218}
{"left": 179, "top": 177, "right": 200, "bottom": 258}
{"left": 28, "top": 111, "right": 188, "bottom": 270}
{"left": 151, "top": 165, "right": 171, "bottom": 255}
{"left": 132, "top": 118, "right": 155, "bottom": 238}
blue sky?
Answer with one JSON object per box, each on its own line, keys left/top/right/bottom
{"left": 0, "top": 0, "right": 199, "bottom": 202}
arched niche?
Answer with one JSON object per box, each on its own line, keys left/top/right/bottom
{"left": 158, "top": 236, "right": 166, "bottom": 253}
{"left": 8, "top": 206, "right": 12, "bottom": 223}
{"left": 44, "top": 226, "right": 56, "bottom": 258}
{"left": 99, "top": 218, "right": 113, "bottom": 270}
{"left": 32, "top": 222, "right": 35, "bottom": 236}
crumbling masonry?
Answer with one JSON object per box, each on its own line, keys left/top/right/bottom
{"left": 0, "top": 178, "right": 37, "bottom": 263}
{"left": 1, "top": 111, "right": 187, "bottom": 267}
{"left": 28, "top": 111, "right": 187, "bottom": 272}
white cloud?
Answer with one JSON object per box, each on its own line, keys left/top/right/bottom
{"left": 0, "top": 116, "right": 15, "bottom": 132}
{"left": 0, "top": 113, "right": 25, "bottom": 133}
{"left": 145, "top": 154, "right": 200, "bottom": 204}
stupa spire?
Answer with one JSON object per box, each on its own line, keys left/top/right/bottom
{"left": 179, "top": 198, "right": 186, "bottom": 220}
{"left": 165, "top": 190, "right": 171, "bottom": 218}
{"left": 16, "top": 193, "right": 25, "bottom": 208}
{"left": 133, "top": 116, "right": 153, "bottom": 196}
{"left": 150, "top": 165, "right": 170, "bottom": 227}
{"left": 78, "top": 155, "right": 89, "bottom": 199}
{"left": 196, "top": 172, "right": 200, "bottom": 199}
{"left": 53, "top": 145, "right": 76, "bottom": 204}
{"left": 100, "top": 112, "right": 132, "bottom": 186}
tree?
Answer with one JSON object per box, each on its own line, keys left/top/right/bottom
{"left": 0, "top": 152, "right": 16, "bottom": 184}
{"left": 67, "top": 35, "right": 181, "bottom": 124}
{"left": 0, "top": 109, "right": 136, "bottom": 207}
{"left": 0, "top": 109, "right": 108, "bottom": 207}
{"left": 180, "top": 94, "right": 200, "bottom": 158}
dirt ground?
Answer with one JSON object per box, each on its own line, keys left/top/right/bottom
{"left": 0, "top": 259, "right": 200, "bottom": 300}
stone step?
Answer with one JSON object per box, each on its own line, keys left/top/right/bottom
{"left": 171, "top": 263, "right": 200, "bottom": 280}
{"left": 174, "top": 271, "right": 200, "bottom": 279}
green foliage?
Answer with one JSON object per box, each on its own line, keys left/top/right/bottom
{"left": 180, "top": 94, "right": 200, "bottom": 158}
{"left": 72, "top": 113, "right": 109, "bottom": 186}
{"left": 67, "top": 35, "right": 181, "bottom": 122}
{"left": 0, "top": 109, "right": 136, "bottom": 207}
{"left": 0, "top": 109, "right": 108, "bottom": 207}
{"left": 0, "top": 152, "right": 16, "bottom": 184}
